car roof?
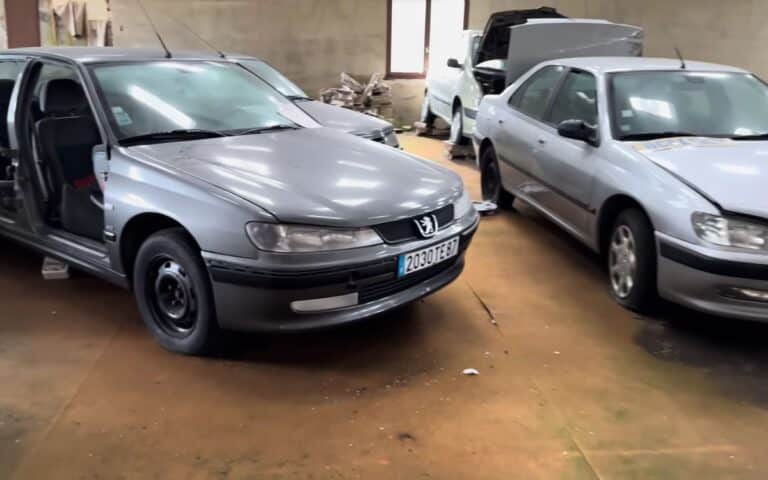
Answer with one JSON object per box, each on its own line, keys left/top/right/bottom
{"left": 0, "top": 47, "right": 229, "bottom": 63}
{"left": 539, "top": 56, "right": 749, "bottom": 75}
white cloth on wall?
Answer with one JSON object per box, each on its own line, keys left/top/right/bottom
{"left": 86, "top": 0, "right": 110, "bottom": 46}
{"left": 51, "top": 0, "right": 86, "bottom": 38}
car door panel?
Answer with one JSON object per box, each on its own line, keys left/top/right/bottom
{"left": 493, "top": 65, "right": 565, "bottom": 206}
{"left": 532, "top": 69, "right": 599, "bottom": 237}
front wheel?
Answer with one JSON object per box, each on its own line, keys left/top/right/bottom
{"left": 608, "top": 209, "right": 658, "bottom": 313}
{"left": 420, "top": 93, "right": 436, "bottom": 127}
{"left": 449, "top": 108, "right": 468, "bottom": 145}
{"left": 480, "top": 147, "right": 515, "bottom": 209}
{"left": 133, "top": 228, "right": 218, "bottom": 355}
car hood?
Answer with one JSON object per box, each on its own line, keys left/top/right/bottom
{"left": 296, "top": 100, "right": 392, "bottom": 136}
{"left": 629, "top": 137, "right": 768, "bottom": 218}
{"left": 130, "top": 128, "right": 461, "bottom": 227}
{"left": 503, "top": 20, "right": 643, "bottom": 85}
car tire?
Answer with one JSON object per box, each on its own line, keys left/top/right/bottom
{"left": 133, "top": 228, "right": 218, "bottom": 355}
{"left": 608, "top": 209, "right": 658, "bottom": 313}
{"left": 420, "top": 92, "right": 436, "bottom": 127}
{"left": 450, "top": 107, "right": 468, "bottom": 145}
{"left": 480, "top": 147, "right": 515, "bottom": 209}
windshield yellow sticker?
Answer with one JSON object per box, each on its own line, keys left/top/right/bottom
{"left": 633, "top": 137, "right": 733, "bottom": 152}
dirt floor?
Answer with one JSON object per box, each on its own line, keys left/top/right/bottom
{"left": 2, "top": 134, "right": 768, "bottom": 479}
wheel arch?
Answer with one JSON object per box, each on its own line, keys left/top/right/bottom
{"left": 596, "top": 194, "right": 654, "bottom": 257}
{"left": 119, "top": 212, "right": 200, "bottom": 286}
{"left": 452, "top": 96, "right": 463, "bottom": 113}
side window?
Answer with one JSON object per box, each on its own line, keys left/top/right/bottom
{"left": 0, "top": 60, "right": 24, "bottom": 150}
{"left": 509, "top": 66, "right": 564, "bottom": 120}
{"left": 0, "top": 61, "right": 23, "bottom": 82}
{"left": 548, "top": 70, "right": 598, "bottom": 126}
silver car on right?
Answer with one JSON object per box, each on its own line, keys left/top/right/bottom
{"left": 474, "top": 57, "right": 768, "bottom": 321}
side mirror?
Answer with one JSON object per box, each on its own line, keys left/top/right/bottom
{"left": 92, "top": 144, "right": 110, "bottom": 191}
{"left": 446, "top": 58, "right": 462, "bottom": 69}
{"left": 557, "top": 119, "right": 598, "bottom": 146}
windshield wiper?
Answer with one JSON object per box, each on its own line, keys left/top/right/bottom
{"left": 730, "top": 132, "right": 768, "bottom": 141}
{"left": 235, "top": 124, "right": 300, "bottom": 136}
{"left": 120, "top": 129, "right": 230, "bottom": 146}
{"left": 286, "top": 95, "right": 312, "bottom": 101}
{"left": 618, "top": 132, "right": 700, "bottom": 141}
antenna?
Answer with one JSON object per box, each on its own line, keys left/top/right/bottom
{"left": 136, "top": 0, "right": 171, "bottom": 59}
{"left": 674, "top": 46, "right": 686, "bottom": 70}
{"left": 166, "top": 15, "right": 226, "bottom": 58}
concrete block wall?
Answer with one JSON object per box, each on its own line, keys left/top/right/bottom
{"left": 109, "top": 0, "right": 767, "bottom": 126}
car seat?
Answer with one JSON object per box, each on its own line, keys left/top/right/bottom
{"left": 34, "top": 78, "right": 104, "bottom": 241}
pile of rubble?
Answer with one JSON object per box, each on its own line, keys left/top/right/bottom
{"left": 319, "top": 72, "right": 393, "bottom": 119}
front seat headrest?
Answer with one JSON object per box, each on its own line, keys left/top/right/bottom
{"left": 0, "top": 79, "right": 15, "bottom": 104}
{"left": 40, "top": 78, "right": 89, "bottom": 116}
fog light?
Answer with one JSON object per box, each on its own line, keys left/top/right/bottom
{"left": 720, "top": 287, "right": 768, "bottom": 304}
{"left": 291, "top": 293, "right": 359, "bottom": 313}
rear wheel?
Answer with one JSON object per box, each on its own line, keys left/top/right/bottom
{"left": 449, "top": 107, "right": 468, "bottom": 145}
{"left": 480, "top": 147, "right": 515, "bottom": 209}
{"left": 608, "top": 209, "right": 658, "bottom": 313}
{"left": 133, "top": 228, "right": 217, "bottom": 355}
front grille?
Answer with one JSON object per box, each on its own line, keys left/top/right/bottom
{"left": 373, "top": 204, "right": 454, "bottom": 244}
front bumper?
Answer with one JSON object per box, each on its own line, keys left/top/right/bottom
{"left": 657, "top": 232, "right": 768, "bottom": 322}
{"left": 205, "top": 213, "right": 478, "bottom": 332}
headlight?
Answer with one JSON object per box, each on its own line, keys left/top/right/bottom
{"left": 691, "top": 212, "right": 768, "bottom": 251}
{"left": 246, "top": 223, "right": 383, "bottom": 253}
{"left": 454, "top": 189, "right": 473, "bottom": 220}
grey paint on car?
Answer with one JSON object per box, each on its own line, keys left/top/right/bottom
{"left": 0, "top": 47, "right": 477, "bottom": 354}
{"left": 475, "top": 56, "right": 768, "bottom": 322}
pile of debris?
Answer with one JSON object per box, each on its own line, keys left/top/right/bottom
{"left": 319, "top": 72, "right": 393, "bottom": 119}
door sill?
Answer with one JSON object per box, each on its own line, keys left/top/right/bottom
{"left": 47, "top": 229, "right": 108, "bottom": 257}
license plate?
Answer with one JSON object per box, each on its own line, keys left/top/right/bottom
{"left": 398, "top": 237, "right": 459, "bottom": 277}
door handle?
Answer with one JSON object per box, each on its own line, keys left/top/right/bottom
{"left": 537, "top": 138, "right": 546, "bottom": 145}
{"left": 497, "top": 119, "right": 504, "bottom": 125}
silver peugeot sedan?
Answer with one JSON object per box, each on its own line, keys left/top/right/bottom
{"left": 474, "top": 57, "right": 768, "bottom": 321}
{"left": 0, "top": 47, "right": 478, "bottom": 354}
{"left": 233, "top": 56, "right": 401, "bottom": 148}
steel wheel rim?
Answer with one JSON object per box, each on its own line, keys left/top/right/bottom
{"left": 450, "top": 111, "right": 462, "bottom": 143}
{"left": 149, "top": 257, "right": 197, "bottom": 336}
{"left": 609, "top": 225, "right": 637, "bottom": 299}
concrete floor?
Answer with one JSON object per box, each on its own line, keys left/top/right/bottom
{"left": 2, "top": 134, "right": 768, "bottom": 479}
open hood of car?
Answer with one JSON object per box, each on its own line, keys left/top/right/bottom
{"left": 297, "top": 100, "right": 392, "bottom": 135}
{"left": 502, "top": 20, "right": 644, "bottom": 85}
{"left": 630, "top": 137, "right": 768, "bottom": 218}
{"left": 475, "top": 7, "right": 566, "bottom": 66}
{"left": 130, "top": 128, "right": 462, "bottom": 227}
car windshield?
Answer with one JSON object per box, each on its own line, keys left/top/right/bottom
{"left": 237, "top": 59, "right": 309, "bottom": 99}
{"left": 610, "top": 71, "right": 768, "bottom": 140}
{"left": 90, "top": 60, "right": 314, "bottom": 141}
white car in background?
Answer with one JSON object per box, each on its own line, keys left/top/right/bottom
{"left": 421, "top": 8, "right": 643, "bottom": 147}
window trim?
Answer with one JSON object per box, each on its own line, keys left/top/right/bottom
{"left": 386, "top": 0, "right": 470, "bottom": 79}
